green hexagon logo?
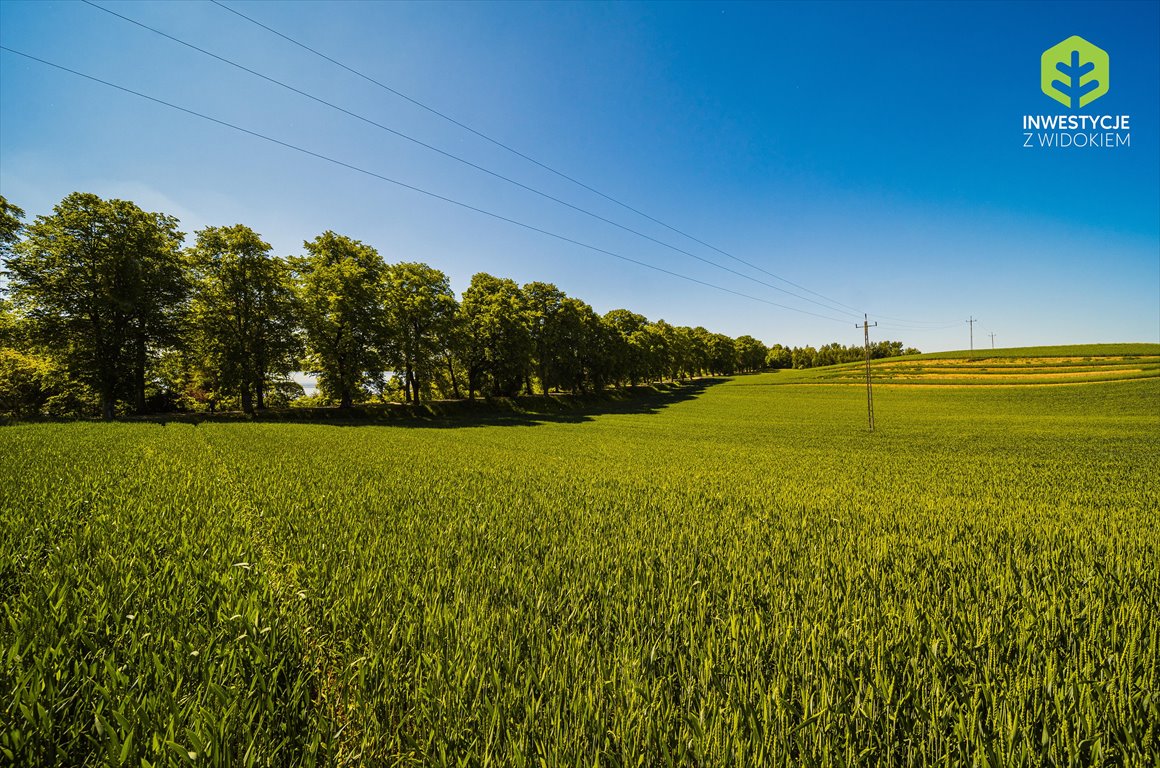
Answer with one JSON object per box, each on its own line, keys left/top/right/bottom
{"left": 1042, "top": 35, "right": 1109, "bottom": 109}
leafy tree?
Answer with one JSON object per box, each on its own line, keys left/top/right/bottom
{"left": 602, "top": 309, "right": 650, "bottom": 386}
{"left": 292, "top": 231, "right": 387, "bottom": 409}
{"left": 383, "top": 262, "right": 458, "bottom": 403}
{"left": 0, "top": 347, "right": 52, "bottom": 418}
{"left": 792, "top": 346, "right": 818, "bottom": 369}
{"left": 523, "top": 281, "right": 567, "bottom": 394}
{"left": 0, "top": 299, "right": 18, "bottom": 349}
{"left": 765, "top": 344, "right": 792, "bottom": 369}
{"left": 650, "top": 320, "right": 681, "bottom": 381}
{"left": 637, "top": 322, "right": 669, "bottom": 383}
{"left": 686, "top": 327, "right": 713, "bottom": 378}
{"left": 553, "top": 296, "right": 605, "bottom": 393}
{"left": 816, "top": 342, "right": 844, "bottom": 367}
{"left": 0, "top": 347, "right": 92, "bottom": 418}
{"left": 188, "top": 225, "right": 300, "bottom": 413}
{"left": 0, "top": 195, "right": 24, "bottom": 262}
{"left": 5, "top": 192, "right": 186, "bottom": 418}
{"left": 707, "top": 332, "right": 736, "bottom": 375}
{"left": 458, "top": 273, "right": 531, "bottom": 398}
{"left": 124, "top": 211, "right": 187, "bottom": 414}
{"left": 872, "top": 340, "right": 905, "bottom": 359}
{"left": 434, "top": 310, "right": 469, "bottom": 400}
{"left": 734, "top": 335, "right": 768, "bottom": 372}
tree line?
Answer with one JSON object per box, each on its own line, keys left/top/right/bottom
{"left": 0, "top": 192, "right": 916, "bottom": 418}
{"left": 764, "top": 340, "right": 918, "bottom": 370}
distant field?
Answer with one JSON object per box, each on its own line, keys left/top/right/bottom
{"left": 2, "top": 346, "right": 1158, "bottom": 766}
{"left": 781, "top": 343, "right": 1160, "bottom": 387}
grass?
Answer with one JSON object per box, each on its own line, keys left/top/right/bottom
{"left": 2, "top": 346, "right": 1158, "bottom": 766}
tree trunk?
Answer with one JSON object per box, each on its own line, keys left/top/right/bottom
{"left": 337, "top": 351, "right": 352, "bottom": 408}
{"left": 101, "top": 389, "right": 116, "bottom": 420}
{"left": 448, "top": 357, "right": 461, "bottom": 399}
{"left": 134, "top": 330, "right": 147, "bottom": 414}
{"left": 241, "top": 383, "right": 253, "bottom": 415}
{"left": 255, "top": 358, "right": 267, "bottom": 410}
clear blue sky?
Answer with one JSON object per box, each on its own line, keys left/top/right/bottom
{"left": 2, "top": 0, "right": 1157, "bottom": 350}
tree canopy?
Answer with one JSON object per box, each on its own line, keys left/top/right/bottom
{"left": 0, "top": 192, "right": 918, "bottom": 418}
{"left": 187, "top": 224, "right": 300, "bottom": 413}
{"left": 4, "top": 193, "right": 185, "bottom": 418}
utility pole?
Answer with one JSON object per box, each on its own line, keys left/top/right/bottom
{"left": 857, "top": 314, "right": 878, "bottom": 432}
{"left": 988, "top": 332, "right": 996, "bottom": 350}
{"left": 967, "top": 316, "right": 977, "bottom": 353}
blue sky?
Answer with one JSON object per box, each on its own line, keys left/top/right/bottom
{"left": 1, "top": 0, "right": 1157, "bottom": 350}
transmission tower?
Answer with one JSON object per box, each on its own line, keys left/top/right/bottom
{"left": 857, "top": 314, "right": 878, "bottom": 432}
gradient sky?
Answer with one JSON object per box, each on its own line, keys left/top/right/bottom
{"left": 1, "top": 0, "right": 1157, "bottom": 351}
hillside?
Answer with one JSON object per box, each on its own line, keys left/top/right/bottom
{"left": 774, "top": 343, "right": 1160, "bottom": 387}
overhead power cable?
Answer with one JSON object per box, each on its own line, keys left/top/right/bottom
{"left": 873, "top": 314, "right": 962, "bottom": 329}
{"left": 876, "top": 322, "right": 961, "bottom": 332}
{"left": 869, "top": 313, "right": 958, "bottom": 326}
{"left": 0, "top": 45, "right": 853, "bottom": 325}
{"left": 207, "top": 0, "right": 871, "bottom": 318}
{"left": 82, "top": 0, "right": 863, "bottom": 320}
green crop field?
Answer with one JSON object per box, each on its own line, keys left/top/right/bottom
{"left": 2, "top": 347, "right": 1159, "bottom": 767}
{"left": 778, "top": 344, "right": 1160, "bottom": 387}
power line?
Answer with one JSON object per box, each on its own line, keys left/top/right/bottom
{"left": 870, "top": 314, "right": 958, "bottom": 327}
{"left": 0, "top": 45, "right": 853, "bottom": 326}
{"left": 207, "top": 0, "right": 872, "bottom": 318}
{"left": 876, "top": 322, "right": 961, "bottom": 332}
{"left": 84, "top": 0, "right": 865, "bottom": 321}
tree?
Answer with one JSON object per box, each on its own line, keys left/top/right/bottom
{"left": 792, "top": 346, "right": 817, "bottom": 369}
{"left": 553, "top": 296, "right": 605, "bottom": 393}
{"left": 765, "top": 344, "right": 792, "bottom": 369}
{"left": 707, "top": 332, "right": 736, "bottom": 375}
{"left": 188, "top": 225, "right": 300, "bottom": 413}
{"left": 685, "top": 327, "right": 713, "bottom": 378}
{"left": 650, "top": 320, "right": 680, "bottom": 381}
{"left": 872, "top": 340, "right": 905, "bottom": 359}
{"left": 0, "top": 195, "right": 24, "bottom": 261}
{"left": 382, "top": 262, "right": 458, "bottom": 403}
{"left": 734, "top": 335, "right": 768, "bottom": 372}
{"left": 523, "top": 281, "right": 567, "bottom": 394}
{"left": 292, "top": 231, "right": 387, "bottom": 409}
{"left": 1, "top": 196, "right": 25, "bottom": 348}
{"left": 601, "top": 309, "right": 647, "bottom": 386}
{"left": 458, "top": 273, "right": 531, "bottom": 398}
{"left": 5, "top": 192, "right": 186, "bottom": 418}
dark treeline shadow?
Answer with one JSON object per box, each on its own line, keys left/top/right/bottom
{"left": 111, "top": 378, "right": 730, "bottom": 430}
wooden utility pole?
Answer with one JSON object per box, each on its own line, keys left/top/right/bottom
{"left": 857, "top": 314, "right": 878, "bottom": 432}
{"left": 967, "top": 316, "right": 977, "bottom": 352}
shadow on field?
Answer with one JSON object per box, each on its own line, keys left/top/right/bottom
{"left": 127, "top": 378, "right": 729, "bottom": 429}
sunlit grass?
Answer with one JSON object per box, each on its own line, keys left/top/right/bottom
{"left": 2, "top": 349, "right": 1158, "bottom": 766}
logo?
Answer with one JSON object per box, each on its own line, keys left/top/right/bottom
{"left": 1041, "top": 35, "right": 1109, "bottom": 109}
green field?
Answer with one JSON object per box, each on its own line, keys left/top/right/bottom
{"left": 2, "top": 348, "right": 1159, "bottom": 766}
{"left": 780, "top": 343, "right": 1160, "bottom": 387}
